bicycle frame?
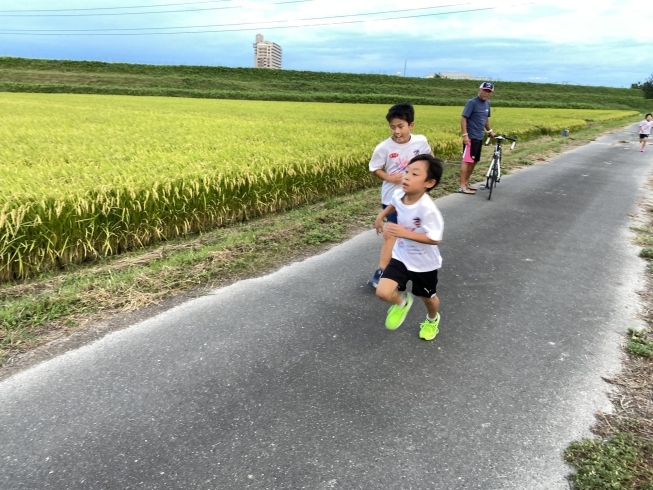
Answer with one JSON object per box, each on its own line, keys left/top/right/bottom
{"left": 485, "top": 139, "right": 503, "bottom": 183}
{"left": 483, "top": 135, "right": 517, "bottom": 199}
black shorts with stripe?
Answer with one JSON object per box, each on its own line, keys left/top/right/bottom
{"left": 381, "top": 258, "right": 438, "bottom": 298}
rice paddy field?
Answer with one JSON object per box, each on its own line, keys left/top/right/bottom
{"left": 0, "top": 92, "right": 638, "bottom": 281}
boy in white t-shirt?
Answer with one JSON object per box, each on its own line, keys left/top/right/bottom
{"left": 639, "top": 113, "right": 653, "bottom": 152}
{"left": 367, "top": 103, "right": 433, "bottom": 288}
{"left": 374, "top": 154, "right": 445, "bottom": 341}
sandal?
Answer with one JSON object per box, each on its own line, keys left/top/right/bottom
{"left": 458, "top": 186, "right": 476, "bottom": 195}
{"left": 467, "top": 184, "right": 478, "bottom": 191}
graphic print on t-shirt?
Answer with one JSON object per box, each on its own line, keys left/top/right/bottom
{"left": 390, "top": 148, "right": 422, "bottom": 175}
{"left": 391, "top": 190, "right": 444, "bottom": 272}
{"left": 369, "top": 135, "right": 432, "bottom": 205}
{"left": 396, "top": 214, "right": 424, "bottom": 251}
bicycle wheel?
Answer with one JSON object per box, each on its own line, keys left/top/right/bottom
{"left": 487, "top": 159, "right": 498, "bottom": 200}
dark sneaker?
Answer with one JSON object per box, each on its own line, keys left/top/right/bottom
{"left": 367, "top": 268, "right": 383, "bottom": 288}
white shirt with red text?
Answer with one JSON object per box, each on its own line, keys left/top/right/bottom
{"left": 369, "top": 135, "right": 431, "bottom": 205}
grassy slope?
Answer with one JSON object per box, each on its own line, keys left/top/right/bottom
{"left": 0, "top": 57, "right": 648, "bottom": 111}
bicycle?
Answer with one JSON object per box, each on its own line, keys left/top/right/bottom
{"left": 483, "top": 134, "right": 517, "bottom": 200}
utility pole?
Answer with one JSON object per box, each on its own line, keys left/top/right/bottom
{"left": 403, "top": 60, "right": 407, "bottom": 77}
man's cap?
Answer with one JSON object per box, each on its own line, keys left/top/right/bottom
{"left": 479, "top": 82, "right": 494, "bottom": 92}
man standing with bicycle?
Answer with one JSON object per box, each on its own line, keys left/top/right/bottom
{"left": 459, "top": 82, "right": 496, "bottom": 195}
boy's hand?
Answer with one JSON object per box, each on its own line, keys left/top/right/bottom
{"left": 387, "top": 173, "right": 403, "bottom": 185}
{"left": 383, "top": 223, "right": 407, "bottom": 238}
{"left": 374, "top": 216, "right": 385, "bottom": 235}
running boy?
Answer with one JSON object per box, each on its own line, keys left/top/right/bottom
{"left": 639, "top": 113, "right": 653, "bottom": 152}
{"left": 367, "top": 103, "right": 433, "bottom": 288}
{"left": 374, "top": 154, "right": 444, "bottom": 340}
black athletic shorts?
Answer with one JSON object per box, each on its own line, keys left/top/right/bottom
{"left": 381, "top": 258, "right": 438, "bottom": 298}
{"left": 462, "top": 139, "right": 483, "bottom": 163}
{"left": 640, "top": 134, "right": 650, "bottom": 140}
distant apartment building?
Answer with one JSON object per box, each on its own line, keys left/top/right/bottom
{"left": 253, "top": 34, "right": 282, "bottom": 69}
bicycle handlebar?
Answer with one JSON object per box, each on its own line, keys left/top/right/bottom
{"left": 485, "top": 134, "right": 518, "bottom": 150}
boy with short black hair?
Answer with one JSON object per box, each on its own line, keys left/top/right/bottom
{"left": 367, "top": 103, "right": 433, "bottom": 288}
{"left": 374, "top": 154, "right": 445, "bottom": 340}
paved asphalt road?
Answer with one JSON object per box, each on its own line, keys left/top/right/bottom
{"left": 1, "top": 126, "right": 652, "bottom": 490}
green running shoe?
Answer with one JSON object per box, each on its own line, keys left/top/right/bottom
{"left": 385, "top": 293, "right": 413, "bottom": 330}
{"left": 419, "top": 313, "right": 440, "bottom": 341}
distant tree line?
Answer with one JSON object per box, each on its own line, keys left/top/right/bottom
{"left": 632, "top": 74, "right": 653, "bottom": 99}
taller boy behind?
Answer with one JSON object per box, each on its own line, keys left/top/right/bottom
{"left": 367, "top": 103, "right": 433, "bottom": 288}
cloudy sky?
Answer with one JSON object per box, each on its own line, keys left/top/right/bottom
{"left": 1, "top": 0, "right": 651, "bottom": 87}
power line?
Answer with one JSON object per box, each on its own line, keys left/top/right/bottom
{"left": 0, "top": 2, "right": 481, "bottom": 32}
{"left": 0, "top": 0, "right": 314, "bottom": 17}
{"left": 0, "top": 1, "right": 232, "bottom": 13}
{"left": 0, "top": 4, "right": 239, "bottom": 17}
{"left": 0, "top": 6, "right": 506, "bottom": 35}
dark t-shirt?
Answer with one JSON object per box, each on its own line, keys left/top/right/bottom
{"left": 462, "top": 96, "right": 491, "bottom": 140}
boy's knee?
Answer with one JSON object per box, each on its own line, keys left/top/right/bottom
{"left": 376, "top": 282, "right": 395, "bottom": 302}
{"left": 423, "top": 295, "right": 439, "bottom": 306}
{"left": 376, "top": 287, "right": 390, "bottom": 302}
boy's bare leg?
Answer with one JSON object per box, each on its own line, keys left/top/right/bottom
{"left": 376, "top": 278, "right": 403, "bottom": 305}
{"left": 421, "top": 295, "right": 440, "bottom": 319}
{"left": 378, "top": 235, "right": 396, "bottom": 270}
{"left": 642, "top": 137, "right": 647, "bottom": 151}
{"left": 368, "top": 235, "right": 395, "bottom": 288}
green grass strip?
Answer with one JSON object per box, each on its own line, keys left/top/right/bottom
{"left": 565, "top": 432, "right": 653, "bottom": 489}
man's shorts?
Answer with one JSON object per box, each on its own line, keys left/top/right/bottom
{"left": 382, "top": 204, "right": 398, "bottom": 224}
{"left": 462, "top": 139, "right": 483, "bottom": 163}
{"left": 641, "top": 134, "right": 650, "bottom": 140}
{"left": 381, "top": 258, "right": 438, "bottom": 298}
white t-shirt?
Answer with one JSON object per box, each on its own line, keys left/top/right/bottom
{"left": 390, "top": 190, "right": 444, "bottom": 272}
{"left": 640, "top": 120, "right": 653, "bottom": 135}
{"left": 369, "top": 134, "right": 432, "bottom": 205}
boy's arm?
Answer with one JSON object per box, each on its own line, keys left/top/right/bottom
{"left": 373, "top": 169, "right": 403, "bottom": 185}
{"left": 370, "top": 146, "right": 403, "bottom": 185}
{"left": 423, "top": 136, "right": 435, "bottom": 158}
{"left": 374, "top": 205, "right": 395, "bottom": 234}
{"left": 384, "top": 208, "right": 443, "bottom": 244}
{"left": 384, "top": 224, "right": 441, "bottom": 245}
